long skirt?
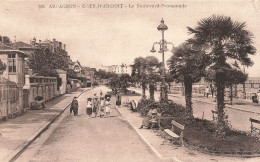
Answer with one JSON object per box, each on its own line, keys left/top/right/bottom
{"left": 93, "top": 106, "right": 97, "bottom": 113}
{"left": 105, "top": 106, "right": 111, "bottom": 113}
{"left": 116, "top": 101, "right": 121, "bottom": 106}
{"left": 86, "top": 107, "right": 92, "bottom": 115}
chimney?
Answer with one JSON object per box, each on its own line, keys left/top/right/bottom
{"left": 59, "top": 42, "right": 62, "bottom": 50}
{"left": 63, "top": 44, "right": 66, "bottom": 51}
{"left": 53, "top": 38, "right": 56, "bottom": 52}
{"left": 31, "top": 37, "right": 36, "bottom": 46}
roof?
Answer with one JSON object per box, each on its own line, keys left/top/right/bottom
{"left": 0, "top": 44, "right": 15, "bottom": 50}
{"left": 0, "top": 44, "right": 29, "bottom": 57}
{"left": 13, "top": 41, "right": 34, "bottom": 48}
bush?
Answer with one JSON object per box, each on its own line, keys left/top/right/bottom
{"left": 136, "top": 99, "right": 186, "bottom": 121}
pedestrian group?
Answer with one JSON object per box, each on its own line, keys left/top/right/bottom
{"left": 70, "top": 90, "right": 122, "bottom": 118}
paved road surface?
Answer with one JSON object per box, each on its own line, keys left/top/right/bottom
{"left": 17, "top": 86, "right": 162, "bottom": 162}
{"left": 128, "top": 87, "right": 260, "bottom": 133}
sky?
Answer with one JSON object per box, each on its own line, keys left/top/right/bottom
{"left": 0, "top": 0, "right": 260, "bottom": 76}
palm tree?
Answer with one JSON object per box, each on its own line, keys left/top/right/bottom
{"left": 145, "top": 56, "right": 160, "bottom": 101}
{"left": 187, "top": 15, "right": 256, "bottom": 136}
{"left": 168, "top": 43, "right": 207, "bottom": 122}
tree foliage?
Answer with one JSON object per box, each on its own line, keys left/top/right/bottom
{"left": 188, "top": 15, "right": 256, "bottom": 137}
{"left": 0, "top": 59, "right": 6, "bottom": 74}
{"left": 168, "top": 42, "right": 208, "bottom": 122}
{"left": 132, "top": 56, "right": 160, "bottom": 100}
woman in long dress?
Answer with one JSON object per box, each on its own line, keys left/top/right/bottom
{"left": 86, "top": 98, "right": 93, "bottom": 119}
{"left": 105, "top": 97, "right": 111, "bottom": 118}
{"left": 93, "top": 97, "right": 99, "bottom": 118}
{"left": 99, "top": 97, "right": 105, "bottom": 118}
{"left": 115, "top": 92, "right": 122, "bottom": 108}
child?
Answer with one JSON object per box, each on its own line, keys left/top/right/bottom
{"left": 99, "top": 97, "right": 105, "bottom": 118}
{"left": 86, "top": 98, "right": 93, "bottom": 119}
{"left": 93, "top": 97, "right": 99, "bottom": 118}
{"left": 105, "top": 97, "right": 111, "bottom": 118}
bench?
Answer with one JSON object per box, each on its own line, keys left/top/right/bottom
{"left": 164, "top": 120, "right": 185, "bottom": 146}
{"left": 249, "top": 118, "right": 260, "bottom": 135}
{"left": 211, "top": 110, "right": 218, "bottom": 121}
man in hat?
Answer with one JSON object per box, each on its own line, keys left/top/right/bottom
{"left": 93, "top": 96, "right": 99, "bottom": 117}
{"left": 105, "top": 92, "right": 111, "bottom": 100}
{"left": 139, "top": 108, "right": 159, "bottom": 129}
{"left": 70, "top": 97, "right": 79, "bottom": 116}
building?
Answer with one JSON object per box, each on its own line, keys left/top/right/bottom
{"left": 0, "top": 43, "right": 28, "bottom": 119}
{"left": 101, "top": 63, "right": 132, "bottom": 76}
{"left": 82, "top": 67, "right": 96, "bottom": 87}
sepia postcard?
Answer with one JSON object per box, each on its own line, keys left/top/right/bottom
{"left": 1, "top": 0, "right": 260, "bottom": 161}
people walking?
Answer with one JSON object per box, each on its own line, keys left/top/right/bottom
{"left": 100, "top": 90, "right": 103, "bottom": 97}
{"left": 70, "top": 97, "right": 79, "bottom": 116}
{"left": 115, "top": 91, "right": 121, "bottom": 108}
{"left": 93, "top": 97, "right": 99, "bottom": 118}
{"left": 205, "top": 86, "right": 210, "bottom": 98}
{"left": 105, "top": 97, "right": 111, "bottom": 118}
{"left": 99, "top": 97, "right": 105, "bottom": 118}
{"left": 105, "top": 92, "right": 111, "bottom": 100}
{"left": 86, "top": 98, "right": 93, "bottom": 119}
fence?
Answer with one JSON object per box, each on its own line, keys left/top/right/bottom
{"left": 0, "top": 77, "right": 20, "bottom": 120}
{"left": 23, "top": 75, "right": 57, "bottom": 107}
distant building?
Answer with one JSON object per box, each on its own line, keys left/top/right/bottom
{"left": 82, "top": 67, "right": 96, "bottom": 87}
{"left": 101, "top": 63, "right": 132, "bottom": 76}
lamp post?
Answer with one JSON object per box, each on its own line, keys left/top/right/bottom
{"left": 150, "top": 18, "right": 174, "bottom": 102}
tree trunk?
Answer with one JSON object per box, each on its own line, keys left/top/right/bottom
{"left": 181, "top": 82, "right": 185, "bottom": 96}
{"left": 234, "top": 84, "right": 237, "bottom": 98}
{"left": 141, "top": 82, "right": 146, "bottom": 99}
{"left": 215, "top": 71, "right": 226, "bottom": 137}
{"left": 168, "top": 82, "right": 171, "bottom": 91}
{"left": 229, "top": 84, "right": 233, "bottom": 105}
{"left": 184, "top": 78, "right": 193, "bottom": 122}
{"left": 149, "top": 83, "right": 155, "bottom": 101}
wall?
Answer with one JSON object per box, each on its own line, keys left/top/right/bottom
{"left": 23, "top": 75, "right": 57, "bottom": 108}
{"left": 0, "top": 77, "right": 19, "bottom": 120}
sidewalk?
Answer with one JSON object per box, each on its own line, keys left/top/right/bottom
{"left": 116, "top": 95, "right": 260, "bottom": 162}
{"left": 0, "top": 88, "right": 89, "bottom": 162}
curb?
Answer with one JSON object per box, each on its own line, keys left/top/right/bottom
{"left": 114, "top": 105, "right": 182, "bottom": 162}
{"left": 6, "top": 88, "right": 91, "bottom": 162}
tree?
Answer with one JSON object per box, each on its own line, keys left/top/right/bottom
{"left": 132, "top": 56, "right": 161, "bottom": 100}
{"left": 205, "top": 68, "right": 248, "bottom": 105}
{"left": 28, "top": 49, "right": 65, "bottom": 90}
{"left": 168, "top": 43, "right": 208, "bottom": 122}
{"left": 0, "top": 59, "right": 6, "bottom": 74}
{"left": 109, "top": 73, "right": 120, "bottom": 90}
{"left": 119, "top": 74, "right": 131, "bottom": 94}
{"left": 188, "top": 15, "right": 256, "bottom": 136}
{"left": 145, "top": 56, "right": 160, "bottom": 101}
{"left": 131, "top": 57, "right": 147, "bottom": 99}
{"left": 165, "top": 72, "right": 175, "bottom": 91}
{"left": 28, "top": 49, "right": 57, "bottom": 77}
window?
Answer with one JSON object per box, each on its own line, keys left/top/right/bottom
{"left": 8, "top": 54, "right": 16, "bottom": 73}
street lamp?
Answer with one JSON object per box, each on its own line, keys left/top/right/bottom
{"left": 150, "top": 18, "right": 174, "bottom": 102}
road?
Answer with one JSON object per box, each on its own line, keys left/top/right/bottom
{"left": 128, "top": 87, "right": 260, "bottom": 133}
{"left": 17, "top": 86, "right": 162, "bottom": 162}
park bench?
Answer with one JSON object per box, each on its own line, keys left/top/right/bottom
{"left": 164, "top": 120, "right": 185, "bottom": 146}
{"left": 211, "top": 110, "right": 218, "bottom": 121}
{"left": 249, "top": 118, "right": 260, "bottom": 135}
